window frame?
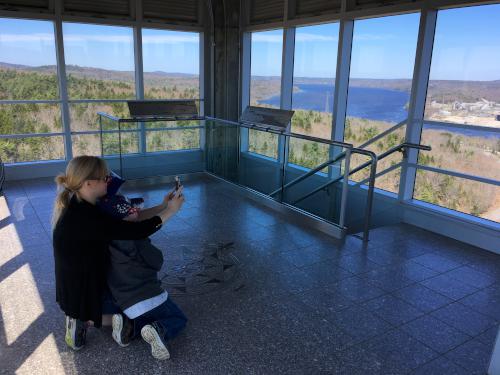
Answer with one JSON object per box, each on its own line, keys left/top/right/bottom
{"left": 240, "top": 4, "right": 500, "bottom": 226}
{"left": 0, "top": 15, "right": 205, "bottom": 163}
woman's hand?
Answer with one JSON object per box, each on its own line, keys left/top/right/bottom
{"left": 158, "top": 186, "right": 184, "bottom": 223}
{"left": 162, "top": 189, "right": 176, "bottom": 208}
{"left": 166, "top": 186, "right": 185, "bottom": 213}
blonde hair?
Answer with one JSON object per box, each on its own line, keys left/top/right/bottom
{"left": 52, "top": 156, "right": 108, "bottom": 228}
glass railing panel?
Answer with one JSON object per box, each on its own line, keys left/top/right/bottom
{"left": 281, "top": 142, "right": 349, "bottom": 227}
{"left": 205, "top": 119, "right": 285, "bottom": 198}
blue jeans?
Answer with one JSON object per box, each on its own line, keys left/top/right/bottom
{"left": 133, "top": 298, "right": 187, "bottom": 343}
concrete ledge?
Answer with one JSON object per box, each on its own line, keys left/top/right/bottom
{"left": 402, "top": 200, "right": 500, "bottom": 255}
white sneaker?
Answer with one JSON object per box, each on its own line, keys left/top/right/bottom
{"left": 112, "top": 314, "right": 132, "bottom": 347}
{"left": 141, "top": 323, "right": 170, "bottom": 360}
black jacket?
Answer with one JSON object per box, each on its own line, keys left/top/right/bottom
{"left": 52, "top": 195, "right": 162, "bottom": 327}
{"left": 107, "top": 238, "right": 164, "bottom": 311}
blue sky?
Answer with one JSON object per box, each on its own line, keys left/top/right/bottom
{"left": 0, "top": 3, "right": 500, "bottom": 80}
{"left": 0, "top": 20, "right": 199, "bottom": 74}
{"left": 250, "top": 3, "right": 500, "bottom": 81}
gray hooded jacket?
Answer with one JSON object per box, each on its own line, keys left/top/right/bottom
{"left": 107, "top": 238, "right": 164, "bottom": 311}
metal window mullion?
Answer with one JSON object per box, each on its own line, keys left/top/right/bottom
{"left": 279, "top": 27, "right": 295, "bottom": 167}
{"left": 0, "top": 132, "right": 66, "bottom": 139}
{"left": 54, "top": 0, "right": 73, "bottom": 161}
{"left": 67, "top": 99, "right": 133, "bottom": 103}
{"left": 329, "top": 19, "right": 353, "bottom": 178}
{"left": 133, "top": 11, "right": 146, "bottom": 155}
{"left": 0, "top": 100, "right": 61, "bottom": 105}
{"left": 73, "top": 129, "right": 140, "bottom": 135}
{"left": 240, "top": 32, "right": 252, "bottom": 152}
{"left": 339, "top": 147, "right": 351, "bottom": 228}
{"left": 399, "top": 8, "right": 437, "bottom": 201}
{"left": 423, "top": 120, "right": 500, "bottom": 134}
{"left": 409, "top": 163, "right": 500, "bottom": 187}
{"left": 199, "top": 31, "right": 206, "bottom": 151}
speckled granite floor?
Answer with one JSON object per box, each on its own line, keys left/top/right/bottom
{"left": 0, "top": 175, "right": 499, "bottom": 374}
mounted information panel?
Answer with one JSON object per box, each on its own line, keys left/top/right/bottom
{"left": 240, "top": 106, "right": 294, "bottom": 132}
{"left": 127, "top": 100, "right": 198, "bottom": 119}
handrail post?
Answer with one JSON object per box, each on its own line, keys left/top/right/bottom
{"left": 279, "top": 134, "right": 288, "bottom": 203}
{"left": 362, "top": 152, "right": 377, "bottom": 242}
{"left": 339, "top": 148, "right": 351, "bottom": 228}
{"left": 99, "top": 114, "right": 104, "bottom": 158}
{"left": 118, "top": 120, "right": 123, "bottom": 178}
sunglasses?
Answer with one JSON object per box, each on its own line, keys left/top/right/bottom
{"left": 89, "top": 174, "right": 112, "bottom": 183}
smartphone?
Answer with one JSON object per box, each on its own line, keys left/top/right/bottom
{"left": 174, "top": 176, "right": 181, "bottom": 191}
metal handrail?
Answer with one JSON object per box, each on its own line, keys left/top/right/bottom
{"left": 268, "top": 152, "right": 346, "bottom": 197}
{"left": 293, "top": 143, "right": 431, "bottom": 206}
{"left": 354, "top": 162, "right": 403, "bottom": 187}
{"left": 98, "top": 112, "right": 355, "bottom": 149}
{"left": 205, "top": 116, "right": 355, "bottom": 149}
{"left": 268, "top": 120, "right": 408, "bottom": 199}
{"left": 98, "top": 112, "right": 376, "bottom": 241}
{"left": 204, "top": 117, "right": 363, "bottom": 234}
{"left": 291, "top": 143, "right": 431, "bottom": 241}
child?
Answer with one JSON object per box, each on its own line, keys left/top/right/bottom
{"left": 98, "top": 175, "right": 187, "bottom": 360}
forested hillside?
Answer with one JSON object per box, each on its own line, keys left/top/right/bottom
{"left": 1, "top": 64, "right": 498, "bottom": 221}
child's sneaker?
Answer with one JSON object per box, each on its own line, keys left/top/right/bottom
{"left": 112, "top": 313, "right": 134, "bottom": 347}
{"left": 141, "top": 322, "right": 170, "bottom": 360}
{"left": 65, "top": 316, "right": 87, "bottom": 350}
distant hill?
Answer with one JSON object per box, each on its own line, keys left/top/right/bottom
{"left": 2, "top": 62, "right": 500, "bottom": 103}
{"left": 0, "top": 62, "right": 198, "bottom": 82}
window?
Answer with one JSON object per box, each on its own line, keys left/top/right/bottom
{"left": 248, "top": 29, "right": 283, "bottom": 158}
{"left": 63, "top": 23, "right": 136, "bottom": 156}
{"left": 0, "top": 19, "right": 204, "bottom": 163}
{"left": 142, "top": 29, "right": 199, "bottom": 99}
{"left": 288, "top": 23, "right": 339, "bottom": 171}
{"left": 0, "top": 18, "right": 64, "bottom": 163}
{"left": 416, "top": 4, "right": 500, "bottom": 222}
{"left": 63, "top": 23, "right": 135, "bottom": 100}
{"left": 424, "top": 5, "right": 500, "bottom": 128}
{"left": 414, "top": 170, "right": 499, "bottom": 222}
{"left": 346, "top": 13, "right": 420, "bottom": 192}
{"left": 142, "top": 28, "right": 201, "bottom": 151}
{"left": 419, "top": 125, "right": 500, "bottom": 181}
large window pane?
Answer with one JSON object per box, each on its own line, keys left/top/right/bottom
{"left": 63, "top": 23, "right": 135, "bottom": 99}
{"left": 146, "top": 129, "right": 200, "bottom": 152}
{"left": 248, "top": 130, "right": 279, "bottom": 159}
{"left": 248, "top": 29, "right": 283, "bottom": 159}
{"left": 0, "top": 103, "right": 62, "bottom": 134}
{"left": 346, "top": 13, "right": 420, "bottom": 193}
{"left": 72, "top": 132, "right": 139, "bottom": 157}
{"left": 0, "top": 136, "right": 64, "bottom": 163}
{"left": 69, "top": 102, "right": 130, "bottom": 132}
{"left": 250, "top": 29, "right": 283, "bottom": 107}
{"left": 142, "top": 29, "right": 199, "bottom": 99}
{"left": 424, "top": 4, "right": 500, "bottom": 128}
{"left": 414, "top": 170, "right": 499, "bottom": 223}
{"left": 419, "top": 124, "right": 500, "bottom": 181}
{"left": 0, "top": 18, "right": 59, "bottom": 100}
{"left": 288, "top": 138, "right": 330, "bottom": 172}
{"left": 289, "top": 23, "right": 339, "bottom": 170}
